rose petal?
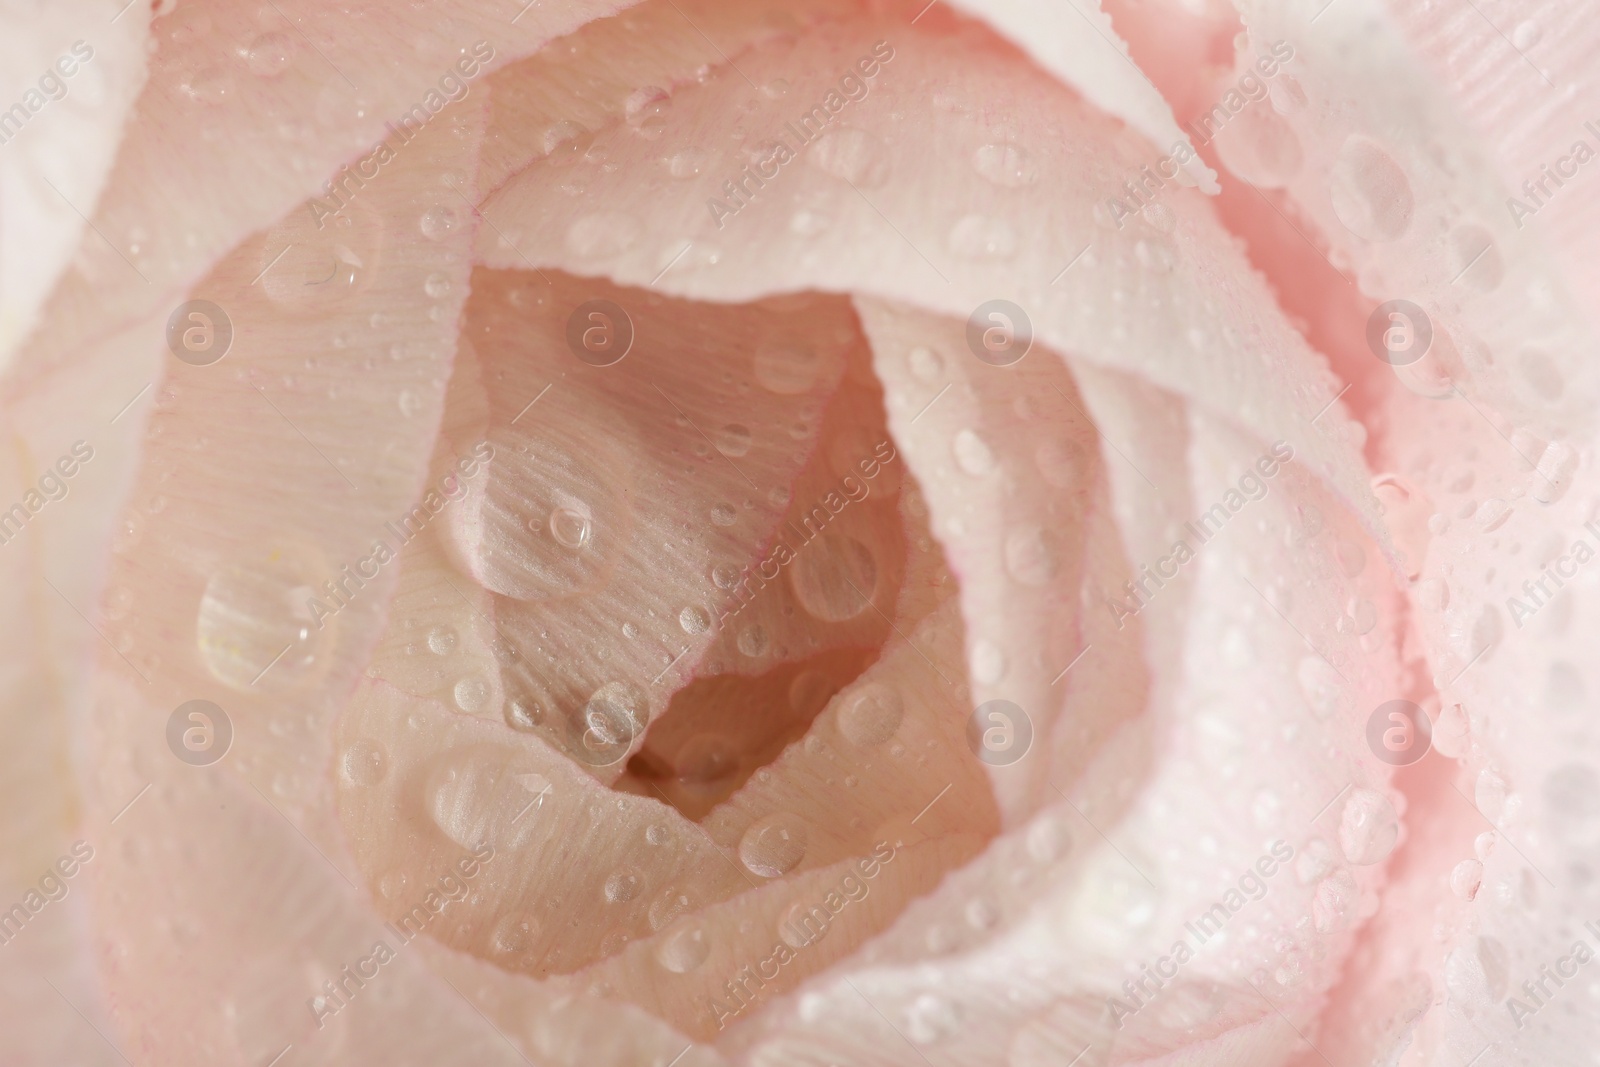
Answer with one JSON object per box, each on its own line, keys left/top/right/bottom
{"left": 0, "top": 0, "right": 148, "bottom": 372}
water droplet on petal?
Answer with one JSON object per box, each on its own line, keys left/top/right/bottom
{"left": 972, "top": 142, "right": 1038, "bottom": 187}
{"left": 948, "top": 214, "right": 1017, "bottom": 260}
{"left": 244, "top": 32, "right": 296, "bottom": 77}
{"left": 790, "top": 534, "right": 876, "bottom": 621}
{"left": 342, "top": 738, "right": 387, "bottom": 786}
{"left": 837, "top": 683, "right": 903, "bottom": 746}
{"left": 739, "top": 813, "right": 808, "bottom": 877}
{"left": 807, "top": 127, "right": 888, "bottom": 186}
{"left": 908, "top": 346, "right": 943, "bottom": 381}
{"left": 753, "top": 340, "right": 824, "bottom": 394}
{"left": 655, "top": 923, "right": 709, "bottom": 972}
{"left": 715, "top": 423, "right": 752, "bottom": 457}
{"left": 953, "top": 429, "right": 996, "bottom": 476}
{"left": 905, "top": 994, "right": 960, "bottom": 1044}
{"left": 604, "top": 869, "right": 642, "bottom": 903}
{"left": 678, "top": 605, "right": 711, "bottom": 634}
{"left": 1450, "top": 858, "right": 1483, "bottom": 901}
{"left": 1330, "top": 136, "right": 1413, "bottom": 241}
{"left": 196, "top": 561, "right": 326, "bottom": 692}
{"left": 419, "top": 205, "right": 460, "bottom": 241}
{"left": 566, "top": 212, "right": 641, "bottom": 258}
{"left": 1339, "top": 788, "right": 1399, "bottom": 865}
{"left": 1312, "top": 870, "right": 1357, "bottom": 932}
{"left": 1004, "top": 526, "right": 1058, "bottom": 586}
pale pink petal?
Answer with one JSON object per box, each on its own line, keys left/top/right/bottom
{"left": 946, "top": 0, "right": 1217, "bottom": 191}
{"left": 0, "top": 0, "right": 148, "bottom": 370}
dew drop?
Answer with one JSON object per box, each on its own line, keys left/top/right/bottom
{"left": 648, "top": 889, "right": 692, "bottom": 931}
{"left": 453, "top": 675, "right": 490, "bottom": 712}
{"left": 789, "top": 534, "right": 877, "bottom": 621}
{"left": 1432, "top": 702, "right": 1470, "bottom": 758}
{"left": 1339, "top": 788, "right": 1399, "bottom": 865}
{"left": 427, "top": 625, "right": 459, "bottom": 655}
{"left": 710, "top": 502, "right": 737, "bottom": 526}
{"left": 715, "top": 423, "right": 752, "bottom": 457}
{"left": 423, "top": 746, "right": 541, "bottom": 850}
{"left": 1512, "top": 19, "right": 1541, "bottom": 48}
{"left": 1005, "top": 526, "right": 1059, "bottom": 587}
{"left": 953, "top": 429, "right": 997, "bottom": 476}
{"left": 667, "top": 148, "right": 706, "bottom": 179}
{"left": 1329, "top": 136, "right": 1413, "bottom": 241}
{"left": 753, "top": 340, "right": 823, "bottom": 394}
{"left": 196, "top": 561, "right": 326, "bottom": 692}
{"left": 837, "top": 683, "right": 903, "bottom": 746}
{"left": 737, "top": 624, "right": 769, "bottom": 657}
{"left": 908, "top": 346, "right": 944, "bottom": 381}
{"left": 624, "top": 86, "right": 671, "bottom": 139}
{"left": 491, "top": 913, "right": 539, "bottom": 958}
{"left": 1450, "top": 858, "right": 1483, "bottom": 901}
{"left": 419, "top": 205, "right": 460, "bottom": 241}
{"left": 655, "top": 923, "right": 709, "bottom": 972}
{"left": 604, "top": 869, "right": 642, "bottom": 903}
{"left": 972, "top": 142, "right": 1038, "bottom": 187}
{"left": 906, "top": 994, "right": 961, "bottom": 1044}
{"left": 807, "top": 127, "right": 888, "bottom": 186}
{"left": 948, "top": 214, "right": 1017, "bottom": 261}
{"left": 971, "top": 640, "right": 1006, "bottom": 685}
{"left": 548, "top": 505, "right": 593, "bottom": 550}
{"left": 678, "top": 605, "right": 711, "bottom": 634}
{"left": 244, "top": 32, "right": 295, "bottom": 77}
{"left": 1312, "top": 870, "right": 1357, "bottom": 933}
{"left": 566, "top": 212, "right": 641, "bottom": 258}
{"left": 739, "top": 813, "right": 809, "bottom": 877}
{"left": 505, "top": 694, "right": 546, "bottom": 732}
{"left": 342, "top": 738, "right": 388, "bottom": 786}
{"left": 541, "top": 120, "right": 594, "bottom": 164}
{"left": 1025, "top": 815, "right": 1070, "bottom": 863}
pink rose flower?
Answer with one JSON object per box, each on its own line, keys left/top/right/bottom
{"left": 2, "top": 0, "right": 1595, "bottom": 1064}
